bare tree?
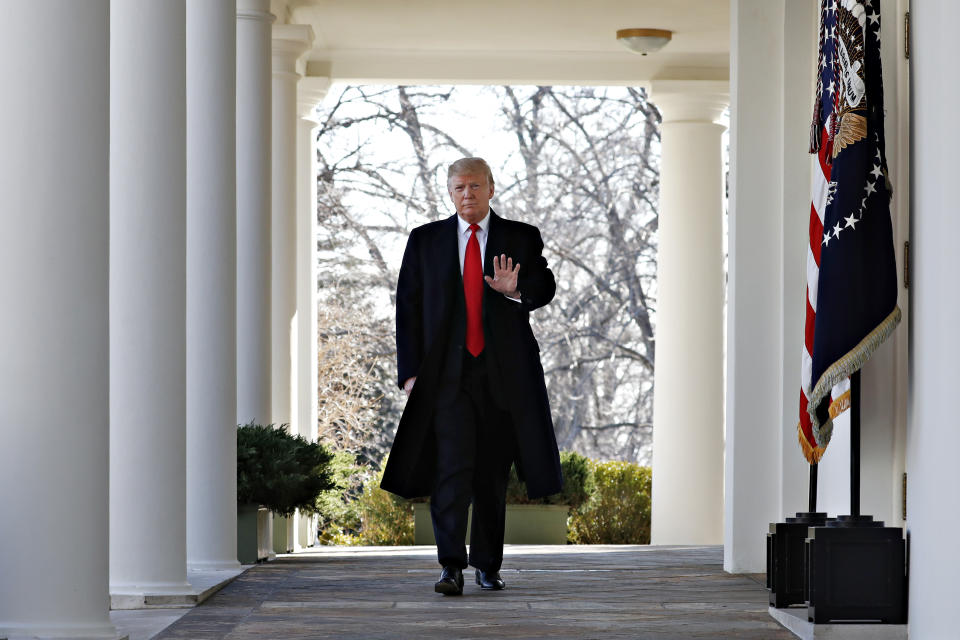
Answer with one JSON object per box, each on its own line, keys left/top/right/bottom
{"left": 315, "top": 281, "right": 404, "bottom": 463}
{"left": 315, "top": 84, "right": 660, "bottom": 464}
{"left": 495, "top": 86, "right": 660, "bottom": 462}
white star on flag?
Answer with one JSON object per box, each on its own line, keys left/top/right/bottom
{"left": 844, "top": 214, "right": 859, "bottom": 230}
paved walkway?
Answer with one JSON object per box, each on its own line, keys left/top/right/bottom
{"left": 153, "top": 545, "right": 793, "bottom": 639}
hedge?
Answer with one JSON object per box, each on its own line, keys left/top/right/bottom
{"left": 568, "top": 460, "right": 651, "bottom": 544}
{"left": 317, "top": 453, "right": 652, "bottom": 546}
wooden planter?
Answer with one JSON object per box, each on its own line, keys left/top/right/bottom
{"left": 237, "top": 503, "right": 266, "bottom": 564}
{"left": 273, "top": 514, "right": 292, "bottom": 554}
{"left": 413, "top": 503, "right": 568, "bottom": 545}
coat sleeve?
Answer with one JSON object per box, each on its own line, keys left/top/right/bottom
{"left": 395, "top": 229, "right": 423, "bottom": 388}
{"left": 516, "top": 227, "right": 556, "bottom": 313}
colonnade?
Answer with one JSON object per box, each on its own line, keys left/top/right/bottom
{"left": 0, "top": 0, "right": 736, "bottom": 634}
{"left": 3, "top": 0, "right": 945, "bottom": 634}
{"left": 0, "top": 0, "right": 326, "bottom": 635}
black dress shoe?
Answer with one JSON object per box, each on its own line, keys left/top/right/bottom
{"left": 475, "top": 568, "right": 505, "bottom": 590}
{"left": 434, "top": 566, "right": 464, "bottom": 595}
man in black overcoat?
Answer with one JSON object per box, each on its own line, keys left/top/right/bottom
{"left": 381, "top": 157, "right": 562, "bottom": 595}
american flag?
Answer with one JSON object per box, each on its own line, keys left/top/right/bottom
{"left": 798, "top": 0, "right": 901, "bottom": 463}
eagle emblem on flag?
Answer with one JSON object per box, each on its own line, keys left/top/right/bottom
{"left": 798, "top": 0, "right": 901, "bottom": 463}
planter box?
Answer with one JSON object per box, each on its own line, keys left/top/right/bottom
{"left": 414, "top": 503, "right": 568, "bottom": 545}
{"left": 237, "top": 503, "right": 260, "bottom": 564}
{"left": 257, "top": 508, "right": 275, "bottom": 561}
{"left": 238, "top": 505, "right": 275, "bottom": 563}
{"left": 273, "top": 513, "right": 292, "bottom": 554}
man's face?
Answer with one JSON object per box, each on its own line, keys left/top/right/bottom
{"left": 448, "top": 172, "right": 494, "bottom": 224}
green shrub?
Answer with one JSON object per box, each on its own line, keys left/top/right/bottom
{"left": 314, "top": 450, "right": 364, "bottom": 542}
{"left": 356, "top": 458, "right": 414, "bottom": 546}
{"left": 569, "top": 461, "right": 651, "bottom": 544}
{"left": 236, "top": 423, "right": 335, "bottom": 517}
{"left": 505, "top": 450, "right": 594, "bottom": 510}
{"left": 311, "top": 451, "right": 650, "bottom": 547}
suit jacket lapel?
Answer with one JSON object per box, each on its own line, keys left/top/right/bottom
{"left": 442, "top": 214, "right": 462, "bottom": 301}
{"left": 484, "top": 209, "right": 502, "bottom": 278}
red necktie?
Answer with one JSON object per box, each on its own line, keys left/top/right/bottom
{"left": 464, "top": 224, "right": 484, "bottom": 356}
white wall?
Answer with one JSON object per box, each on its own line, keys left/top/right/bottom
{"left": 778, "top": 0, "right": 818, "bottom": 519}
{"left": 906, "top": 1, "right": 960, "bottom": 636}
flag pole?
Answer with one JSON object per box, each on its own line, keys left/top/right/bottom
{"left": 850, "top": 370, "right": 861, "bottom": 517}
{"left": 808, "top": 462, "right": 818, "bottom": 513}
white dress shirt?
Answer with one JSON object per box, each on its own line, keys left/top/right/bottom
{"left": 456, "top": 210, "right": 520, "bottom": 302}
{"left": 457, "top": 211, "right": 490, "bottom": 274}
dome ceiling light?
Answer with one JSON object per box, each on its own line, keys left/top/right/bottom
{"left": 616, "top": 28, "right": 673, "bottom": 56}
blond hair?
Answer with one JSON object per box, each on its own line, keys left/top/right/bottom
{"left": 446, "top": 157, "right": 494, "bottom": 189}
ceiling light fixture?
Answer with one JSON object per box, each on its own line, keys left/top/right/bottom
{"left": 616, "top": 28, "right": 673, "bottom": 56}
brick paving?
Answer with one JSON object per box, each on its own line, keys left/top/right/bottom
{"left": 153, "top": 545, "right": 793, "bottom": 639}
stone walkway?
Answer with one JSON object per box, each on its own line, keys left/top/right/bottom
{"left": 153, "top": 545, "right": 793, "bottom": 639}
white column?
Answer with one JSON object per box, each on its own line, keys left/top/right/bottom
{"left": 908, "top": 1, "right": 960, "bottom": 636}
{"left": 0, "top": 3, "right": 116, "bottom": 638}
{"left": 237, "top": 0, "right": 275, "bottom": 425}
{"left": 649, "top": 80, "right": 728, "bottom": 546}
{"left": 186, "top": 0, "right": 241, "bottom": 571}
{"left": 296, "top": 77, "right": 330, "bottom": 548}
{"left": 724, "top": 0, "right": 792, "bottom": 573}
{"left": 110, "top": 0, "right": 192, "bottom": 603}
{"left": 272, "top": 24, "right": 314, "bottom": 552}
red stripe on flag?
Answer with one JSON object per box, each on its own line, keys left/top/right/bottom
{"left": 798, "top": 391, "right": 820, "bottom": 459}
{"left": 799, "top": 129, "right": 830, "bottom": 464}
{"left": 809, "top": 203, "right": 823, "bottom": 265}
{"left": 799, "top": 393, "right": 812, "bottom": 431}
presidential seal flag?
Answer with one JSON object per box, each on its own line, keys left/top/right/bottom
{"left": 798, "top": 0, "right": 901, "bottom": 463}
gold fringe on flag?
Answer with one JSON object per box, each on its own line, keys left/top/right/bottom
{"left": 797, "top": 422, "right": 827, "bottom": 464}
{"left": 807, "top": 306, "right": 902, "bottom": 449}
{"left": 829, "top": 389, "right": 851, "bottom": 419}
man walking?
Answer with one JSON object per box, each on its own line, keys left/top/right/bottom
{"left": 381, "top": 157, "right": 562, "bottom": 595}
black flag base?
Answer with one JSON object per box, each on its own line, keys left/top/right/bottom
{"left": 805, "top": 517, "right": 907, "bottom": 624}
{"left": 767, "top": 512, "right": 829, "bottom": 608}
{"left": 825, "top": 513, "right": 882, "bottom": 527}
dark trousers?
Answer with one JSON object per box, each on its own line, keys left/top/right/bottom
{"left": 430, "top": 351, "right": 514, "bottom": 572}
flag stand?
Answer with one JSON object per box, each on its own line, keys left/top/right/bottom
{"left": 767, "top": 460, "right": 827, "bottom": 607}
{"left": 804, "top": 369, "right": 907, "bottom": 623}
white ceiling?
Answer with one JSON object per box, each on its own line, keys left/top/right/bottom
{"left": 284, "top": 0, "right": 730, "bottom": 86}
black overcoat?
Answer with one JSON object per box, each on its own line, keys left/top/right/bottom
{"left": 380, "top": 210, "right": 563, "bottom": 500}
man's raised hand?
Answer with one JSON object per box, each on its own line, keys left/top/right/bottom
{"left": 484, "top": 254, "right": 520, "bottom": 298}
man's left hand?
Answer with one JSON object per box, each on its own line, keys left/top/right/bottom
{"left": 484, "top": 254, "right": 520, "bottom": 298}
